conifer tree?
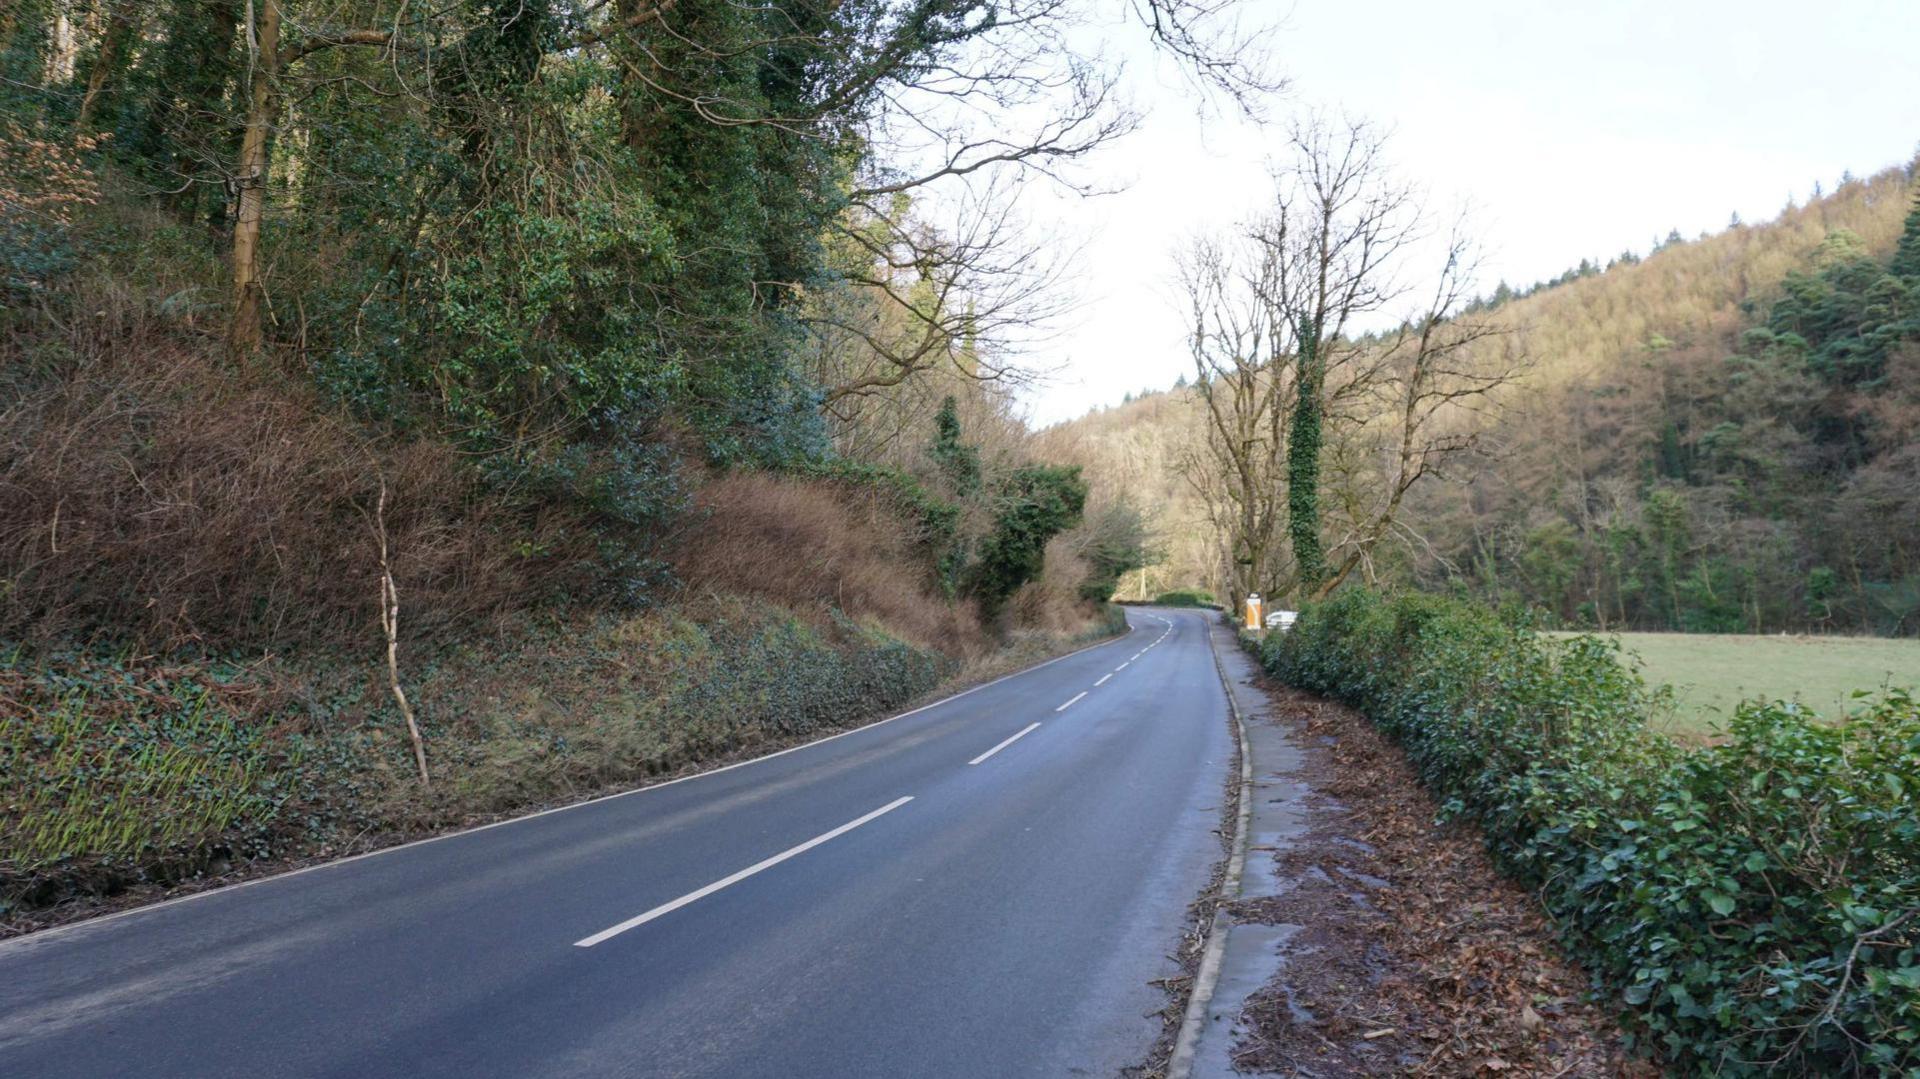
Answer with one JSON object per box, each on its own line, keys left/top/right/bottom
{"left": 1890, "top": 191, "right": 1920, "bottom": 280}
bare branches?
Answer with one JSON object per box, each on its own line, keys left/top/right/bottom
{"left": 373, "top": 478, "right": 430, "bottom": 788}
{"left": 1130, "top": 0, "right": 1285, "bottom": 114}
{"left": 1314, "top": 218, "right": 1523, "bottom": 598}
{"left": 1175, "top": 118, "right": 1519, "bottom": 605}
{"left": 850, "top": 53, "right": 1140, "bottom": 199}
{"left": 806, "top": 181, "right": 1075, "bottom": 430}
{"left": 1173, "top": 231, "right": 1291, "bottom": 606}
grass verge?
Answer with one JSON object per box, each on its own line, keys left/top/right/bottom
{"left": 2, "top": 600, "right": 1126, "bottom": 935}
{"left": 1549, "top": 631, "right": 1920, "bottom": 738}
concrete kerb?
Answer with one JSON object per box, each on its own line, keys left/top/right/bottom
{"left": 1165, "top": 617, "right": 1256, "bottom": 1079}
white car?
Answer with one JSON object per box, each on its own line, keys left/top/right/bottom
{"left": 1264, "top": 609, "right": 1298, "bottom": 631}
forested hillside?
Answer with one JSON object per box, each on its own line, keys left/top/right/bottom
{"left": 0, "top": 0, "right": 1241, "bottom": 915}
{"left": 1044, "top": 161, "right": 1920, "bottom": 634}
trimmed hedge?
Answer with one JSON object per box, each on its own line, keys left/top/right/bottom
{"left": 1151, "top": 590, "right": 1218, "bottom": 608}
{"left": 1259, "top": 590, "right": 1919, "bottom": 1074}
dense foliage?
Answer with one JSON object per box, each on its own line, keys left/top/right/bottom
{"left": 1261, "top": 589, "right": 1920, "bottom": 1073}
{"left": 1, "top": 0, "right": 1153, "bottom": 621}
{"left": 967, "top": 465, "right": 1088, "bottom": 616}
{"left": 1427, "top": 183, "right": 1920, "bottom": 634}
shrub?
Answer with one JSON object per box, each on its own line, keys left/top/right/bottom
{"left": 967, "top": 465, "right": 1087, "bottom": 618}
{"left": 0, "top": 122, "right": 103, "bottom": 298}
{"left": 1153, "top": 589, "right": 1217, "bottom": 608}
{"left": 0, "top": 330, "right": 603, "bottom": 649}
{"left": 1261, "top": 589, "right": 1920, "bottom": 1073}
{"left": 2, "top": 598, "right": 951, "bottom": 917}
{"left": 1072, "top": 501, "right": 1152, "bottom": 604}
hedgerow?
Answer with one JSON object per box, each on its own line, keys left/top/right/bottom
{"left": 1151, "top": 590, "right": 1217, "bottom": 608}
{"left": 1259, "top": 589, "right": 1920, "bottom": 1074}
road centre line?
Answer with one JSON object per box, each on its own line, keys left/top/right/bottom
{"left": 574, "top": 796, "right": 915, "bottom": 947}
{"left": 1094, "top": 673, "right": 1112, "bottom": 686}
{"left": 969, "top": 722, "right": 1042, "bottom": 765}
{"left": 1056, "top": 691, "right": 1088, "bottom": 712}
{"left": 1116, "top": 662, "right": 1129, "bottom": 670}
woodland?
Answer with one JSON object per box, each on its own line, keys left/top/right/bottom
{"left": 1046, "top": 160, "right": 1920, "bottom": 636}
{"left": 0, "top": 0, "right": 1257, "bottom": 910}
{"left": 5, "top": 7, "right": 1919, "bottom": 1071}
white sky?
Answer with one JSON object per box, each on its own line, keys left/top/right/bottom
{"left": 1014, "top": 0, "right": 1920, "bottom": 427}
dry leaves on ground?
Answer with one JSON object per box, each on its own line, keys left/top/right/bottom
{"left": 1229, "top": 685, "right": 1656, "bottom": 1078}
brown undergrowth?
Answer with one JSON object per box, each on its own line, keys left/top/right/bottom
{"left": 670, "top": 470, "right": 990, "bottom": 655}
{"left": 0, "top": 290, "right": 596, "bottom": 650}
{"left": 1230, "top": 684, "right": 1650, "bottom": 1078}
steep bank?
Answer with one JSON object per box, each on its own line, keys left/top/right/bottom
{"left": 3, "top": 599, "right": 1123, "bottom": 932}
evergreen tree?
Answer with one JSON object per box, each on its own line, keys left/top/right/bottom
{"left": 1889, "top": 191, "right": 1920, "bottom": 280}
{"left": 967, "top": 466, "right": 1087, "bottom": 616}
{"left": 928, "top": 396, "right": 981, "bottom": 497}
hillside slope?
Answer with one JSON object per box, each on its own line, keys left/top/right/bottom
{"left": 1043, "top": 162, "right": 1920, "bottom": 631}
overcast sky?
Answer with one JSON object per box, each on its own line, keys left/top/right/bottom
{"left": 1014, "top": 0, "right": 1920, "bottom": 427}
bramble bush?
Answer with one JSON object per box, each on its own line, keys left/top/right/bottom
{"left": 1261, "top": 590, "right": 1920, "bottom": 1074}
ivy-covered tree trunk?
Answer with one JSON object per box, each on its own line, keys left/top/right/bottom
{"left": 72, "top": 0, "right": 138, "bottom": 135}
{"left": 1287, "top": 331, "right": 1326, "bottom": 593}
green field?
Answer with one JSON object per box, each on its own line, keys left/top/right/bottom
{"left": 1556, "top": 632, "right": 1920, "bottom": 738}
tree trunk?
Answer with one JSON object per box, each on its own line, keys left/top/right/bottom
{"left": 49, "top": 2, "right": 77, "bottom": 84}
{"left": 73, "top": 0, "right": 137, "bottom": 136}
{"left": 1286, "top": 338, "right": 1327, "bottom": 591}
{"left": 229, "top": 0, "right": 281, "bottom": 355}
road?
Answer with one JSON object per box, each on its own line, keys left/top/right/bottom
{"left": 0, "top": 607, "right": 1235, "bottom": 1078}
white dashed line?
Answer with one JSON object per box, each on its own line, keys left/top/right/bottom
{"left": 969, "top": 722, "right": 1042, "bottom": 765}
{"left": 1094, "top": 673, "right": 1111, "bottom": 686}
{"left": 1056, "top": 692, "right": 1087, "bottom": 712}
{"left": 574, "top": 796, "right": 914, "bottom": 946}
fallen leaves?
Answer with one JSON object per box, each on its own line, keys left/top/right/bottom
{"left": 1227, "top": 685, "right": 1655, "bottom": 1077}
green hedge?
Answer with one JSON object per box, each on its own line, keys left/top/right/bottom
{"left": 1151, "top": 589, "right": 1217, "bottom": 608}
{"left": 1259, "top": 590, "right": 1919, "bottom": 1074}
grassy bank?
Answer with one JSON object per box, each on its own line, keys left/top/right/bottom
{"left": 1551, "top": 632, "right": 1920, "bottom": 737}
{"left": 1257, "top": 590, "right": 1919, "bottom": 1074}
{"left": 0, "top": 601, "right": 1121, "bottom": 929}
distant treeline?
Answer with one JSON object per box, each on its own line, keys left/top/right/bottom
{"left": 1417, "top": 186, "right": 1920, "bottom": 634}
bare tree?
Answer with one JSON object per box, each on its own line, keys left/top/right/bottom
{"left": 1252, "top": 116, "right": 1422, "bottom": 592}
{"left": 1174, "top": 232, "right": 1288, "bottom": 609}
{"left": 1175, "top": 118, "right": 1519, "bottom": 606}
{"left": 1313, "top": 222, "right": 1521, "bottom": 596}
{"left": 805, "top": 183, "right": 1075, "bottom": 411}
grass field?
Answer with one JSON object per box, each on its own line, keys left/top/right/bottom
{"left": 1555, "top": 632, "right": 1920, "bottom": 738}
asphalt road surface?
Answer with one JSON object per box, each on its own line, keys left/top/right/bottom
{"left": 0, "top": 607, "right": 1235, "bottom": 1078}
